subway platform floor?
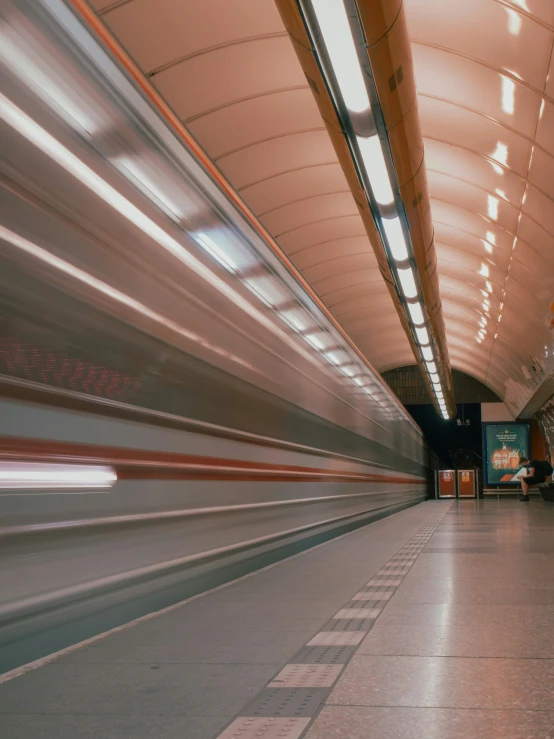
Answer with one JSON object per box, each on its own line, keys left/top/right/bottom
{"left": 1, "top": 499, "right": 554, "bottom": 738}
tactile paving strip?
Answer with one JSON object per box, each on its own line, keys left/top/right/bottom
{"left": 218, "top": 717, "right": 311, "bottom": 739}
{"left": 293, "top": 645, "right": 357, "bottom": 664}
{"left": 324, "top": 617, "right": 376, "bottom": 632}
{"left": 214, "top": 504, "right": 453, "bottom": 739}
{"left": 351, "top": 590, "right": 393, "bottom": 601}
{"left": 306, "top": 631, "right": 365, "bottom": 646}
{"left": 377, "top": 565, "right": 410, "bottom": 575}
{"left": 268, "top": 664, "right": 343, "bottom": 688}
{"left": 366, "top": 577, "right": 403, "bottom": 586}
{"left": 241, "top": 687, "right": 329, "bottom": 717}
{"left": 333, "top": 607, "right": 381, "bottom": 619}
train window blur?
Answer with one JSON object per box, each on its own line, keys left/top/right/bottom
{"left": 339, "top": 364, "right": 362, "bottom": 378}
{"left": 114, "top": 157, "right": 191, "bottom": 223}
{"left": 243, "top": 275, "right": 291, "bottom": 308}
{"left": 324, "top": 349, "right": 351, "bottom": 367}
{"left": 193, "top": 230, "right": 258, "bottom": 275}
{"left": 279, "top": 307, "right": 316, "bottom": 334}
{"left": 303, "top": 332, "right": 334, "bottom": 352}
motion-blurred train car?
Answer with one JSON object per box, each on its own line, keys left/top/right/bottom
{"left": 0, "top": 0, "right": 433, "bottom": 670}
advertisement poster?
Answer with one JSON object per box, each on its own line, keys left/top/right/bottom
{"left": 483, "top": 423, "right": 530, "bottom": 486}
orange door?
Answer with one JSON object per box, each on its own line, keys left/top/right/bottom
{"left": 438, "top": 470, "right": 456, "bottom": 498}
{"left": 457, "top": 470, "right": 475, "bottom": 498}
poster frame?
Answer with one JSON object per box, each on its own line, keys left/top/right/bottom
{"left": 482, "top": 422, "right": 530, "bottom": 487}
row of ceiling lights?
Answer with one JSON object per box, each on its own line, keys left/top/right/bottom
{"left": 305, "top": 0, "right": 449, "bottom": 418}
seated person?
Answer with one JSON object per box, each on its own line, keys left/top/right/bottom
{"left": 518, "top": 456, "right": 551, "bottom": 502}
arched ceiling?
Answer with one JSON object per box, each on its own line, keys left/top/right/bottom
{"left": 405, "top": 0, "right": 554, "bottom": 400}
{"left": 90, "top": 0, "right": 554, "bottom": 399}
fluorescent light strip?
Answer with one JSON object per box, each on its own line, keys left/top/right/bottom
{"left": 416, "top": 326, "right": 430, "bottom": 345}
{"left": 407, "top": 301, "right": 424, "bottom": 326}
{"left": 0, "top": 463, "right": 116, "bottom": 490}
{"left": 308, "top": 4, "right": 445, "bottom": 411}
{"left": 398, "top": 267, "right": 418, "bottom": 299}
{"left": 382, "top": 216, "right": 408, "bottom": 261}
{"left": 357, "top": 136, "right": 395, "bottom": 206}
{"left": 311, "top": 0, "right": 370, "bottom": 113}
{"left": 421, "top": 346, "right": 433, "bottom": 362}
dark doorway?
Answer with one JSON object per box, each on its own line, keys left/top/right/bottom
{"left": 407, "top": 403, "right": 483, "bottom": 469}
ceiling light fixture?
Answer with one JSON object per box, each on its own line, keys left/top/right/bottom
{"left": 407, "top": 301, "right": 425, "bottom": 326}
{"left": 382, "top": 216, "right": 408, "bottom": 261}
{"left": 357, "top": 136, "right": 395, "bottom": 206}
{"left": 398, "top": 267, "right": 418, "bottom": 299}
{"left": 310, "top": 0, "right": 370, "bottom": 113}
{"left": 416, "top": 326, "right": 430, "bottom": 345}
{"left": 300, "top": 0, "right": 452, "bottom": 418}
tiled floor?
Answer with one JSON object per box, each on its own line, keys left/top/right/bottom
{"left": 2, "top": 500, "right": 554, "bottom": 738}
{"left": 306, "top": 500, "right": 554, "bottom": 738}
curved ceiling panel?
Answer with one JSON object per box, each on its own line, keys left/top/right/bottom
{"left": 91, "top": 0, "right": 554, "bottom": 401}
{"left": 241, "top": 163, "right": 348, "bottom": 213}
{"left": 186, "top": 89, "right": 323, "bottom": 159}
{"left": 419, "top": 96, "right": 533, "bottom": 177}
{"left": 90, "top": 0, "right": 410, "bottom": 373}
{"left": 405, "top": 0, "right": 554, "bottom": 399}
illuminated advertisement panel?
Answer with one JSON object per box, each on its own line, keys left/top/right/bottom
{"left": 483, "top": 423, "right": 530, "bottom": 486}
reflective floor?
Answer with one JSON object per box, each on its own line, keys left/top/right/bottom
{"left": 307, "top": 500, "right": 554, "bottom": 739}
{"left": 1, "top": 500, "right": 554, "bottom": 738}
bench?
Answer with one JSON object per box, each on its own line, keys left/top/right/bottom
{"left": 483, "top": 484, "right": 554, "bottom": 501}
{"left": 483, "top": 488, "right": 539, "bottom": 499}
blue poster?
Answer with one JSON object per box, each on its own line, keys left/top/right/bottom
{"left": 483, "top": 423, "right": 530, "bottom": 486}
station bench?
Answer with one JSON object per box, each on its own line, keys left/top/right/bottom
{"left": 483, "top": 484, "right": 554, "bottom": 501}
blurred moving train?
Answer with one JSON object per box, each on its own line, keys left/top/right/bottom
{"left": 0, "top": 0, "right": 436, "bottom": 672}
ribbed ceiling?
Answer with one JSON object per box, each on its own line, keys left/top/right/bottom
{"left": 92, "top": 0, "right": 554, "bottom": 398}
